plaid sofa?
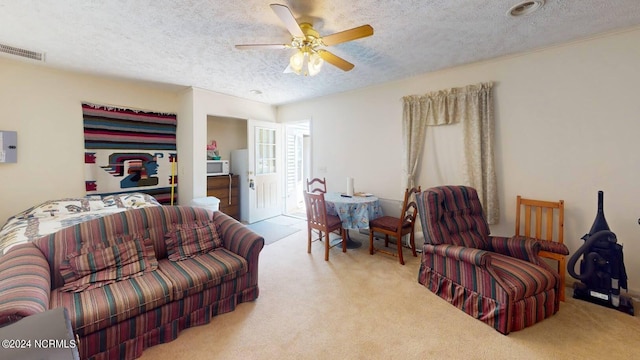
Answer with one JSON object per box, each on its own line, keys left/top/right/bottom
{"left": 416, "top": 186, "right": 560, "bottom": 334}
{"left": 0, "top": 206, "right": 264, "bottom": 359}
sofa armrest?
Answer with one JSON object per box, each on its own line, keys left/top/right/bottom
{"left": 213, "top": 211, "right": 264, "bottom": 261}
{"left": 538, "top": 240, "right": 570, "bottom": 255}
{"left": 489, "top": 236, "right": 541, "bottom": 263}
{"left": 422, "top": 244, "right": 514, "bottom": 300}
{"left": 425, "top": 244, "right": 489, "bottom": 267}
{"left": 0, "top": 244, "right": 51, "bottom": 326}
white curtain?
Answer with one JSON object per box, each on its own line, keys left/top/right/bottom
{"left": 402, "top": 82, "right": 499, "bottom": 224}
{"left": 401, "top": 95, "right": 429, "bottom": 189}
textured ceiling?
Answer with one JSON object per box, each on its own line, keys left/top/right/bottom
{"left": 1, "top": 1, "right": 640, "bottom": 105}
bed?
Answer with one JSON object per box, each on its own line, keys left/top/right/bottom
{"left": 0, "top": 193, "right": 161, "bottom": 255}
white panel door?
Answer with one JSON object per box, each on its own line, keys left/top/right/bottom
{"left": 248, "top": 119, "right": 283, "bottom": 223}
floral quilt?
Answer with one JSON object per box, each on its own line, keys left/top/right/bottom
{"left": 0, "top": 193, "right": 161, "bottom": 255}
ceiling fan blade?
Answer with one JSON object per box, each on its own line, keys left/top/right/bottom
{"left": 270, "top": 4, "right": 305, "bottom": 38}
{"left": 318, "top": 50, "right": 355, "bottom": 72}
{"left": 235, "top": 44, "right": 289, "bottom": 50}
{"left": 321, "top": 25, "right": 374, "bottom": 46}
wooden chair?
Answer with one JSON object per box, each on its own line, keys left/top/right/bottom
{"left": 306, "top": 177, "right": 327, "bottom": 194}
{"left": 368, "top": 187, "right": 421, "bottom": 265}
{"left": 305, "top": 177, "right": 327, "bottom": 240}
{"left": 515, "top": 196, "right": 569, "bottom": 301}
{"left": 303, "top": 191, "right": 347, "bottom": 261}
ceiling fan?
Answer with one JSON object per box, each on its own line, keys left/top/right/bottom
{"left": 235, "top": 3, "right": 374, "bottom": 76}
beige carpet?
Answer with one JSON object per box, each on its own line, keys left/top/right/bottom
{"left": 141, "top": 223, "right": 640, "bottom": 360}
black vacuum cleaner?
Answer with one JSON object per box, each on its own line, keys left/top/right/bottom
{"left": 568, "top": 191, "right": 634, "bottom": 315}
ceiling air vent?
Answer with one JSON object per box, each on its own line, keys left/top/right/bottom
{"left": 0, "top": 43, "right": 45, "bottom": 62}
{"left": 507, "top": 1, "right": 545, "bottom": 17}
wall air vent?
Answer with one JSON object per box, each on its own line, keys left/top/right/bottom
{"left": 0, "top": 43, "right": 45, "bottom": 62}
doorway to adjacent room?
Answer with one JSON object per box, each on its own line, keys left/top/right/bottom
{"left": 283, "top": 121, "right": 310, "bottom": 219}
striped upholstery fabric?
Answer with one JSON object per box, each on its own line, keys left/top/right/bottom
{"left": 0, "top": 206, "right": 264, "bottom": 360}
{"left": 165, "top": 222, "right": 222, "bottom": 261}
{"left": 417, "top": 186, "right": 560, "bottom": 334}
{"left": 533, "top": 237, "right": 570, "bottom": 255}
{"left": 33, "top": 206, "right": 213, "bottom": 289}
{"left": 77, "top": 283, "right": 246, "bottom": 360}
{"left": 214, "top": 211, "right": 265, "bottom": 287}
{"left": 490, "top": 236, "right": 540, "bottom": 264}
{"left": 60, "top": 236, "right": 158, "bottom": 292}
{"left": 0, "top": 244, "right": 51, "bottom": 325}
{"left": 418, "top": 186, "right": 490, "bottom": 249}
{"left": 419, "top": 264, "right": 507, "bottom": 328}
{"left": 158, "top": 248, "right": 248, "bottom": 300}
{"left": 50, "top": 269, "right": 173, "bottom": 336}
{"left": 66, "top": 237, "right": 153, "bottom": 277}
{"left": 60, "top": 236, "right": 149, "bottom": 280}
{"left": 490, "top": 253, "right": 556, "bottom": 300}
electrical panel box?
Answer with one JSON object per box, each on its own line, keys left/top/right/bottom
{"left": 0, "top": 131, "right": 17, "bottom": 163}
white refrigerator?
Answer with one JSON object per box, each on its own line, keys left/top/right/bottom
{"left": 230, "top": 149, "right": 249, "bottom": 223}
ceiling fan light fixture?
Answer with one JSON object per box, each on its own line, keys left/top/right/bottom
{"left": 237, "top": 4, "right": 371, "bottom": 75}
{"left": 307, "top": 52, "right": 324, "bottom": 76}
{"left": 289, "top": 50, "right": 306, "bottom": 74}
{"left": 289, "top": 49, "right": 324, "bottom": 76}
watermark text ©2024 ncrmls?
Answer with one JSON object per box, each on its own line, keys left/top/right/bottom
{"left": 2, "top": 338, "right": 78, "bottom": 349}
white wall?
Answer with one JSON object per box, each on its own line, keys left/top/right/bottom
{"left": 0, "top": 58, "right": 182, "bottom": 223}
{"left": 182, "top": 88, "right": 276, "bottom": 203}
{"left": 0, "top": 60, "right": 276, "bottom": 225}
{"left": 278, "top": 27, "right": 640, "bottom": 293}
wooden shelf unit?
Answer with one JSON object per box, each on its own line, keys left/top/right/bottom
{"left": 206, "top": 174, "right": 240, "bottom": 220}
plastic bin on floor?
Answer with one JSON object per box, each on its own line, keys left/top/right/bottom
{"left": 190, "top": 196, "right": 220, "bottom": 213}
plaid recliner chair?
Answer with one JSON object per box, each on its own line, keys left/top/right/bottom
{"left": 416, "top": 186, "right": 561, "bottom": 334}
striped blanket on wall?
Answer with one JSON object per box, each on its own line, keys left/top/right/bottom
{"left": 82, "top": 103, "right": 178, "bottom": 204}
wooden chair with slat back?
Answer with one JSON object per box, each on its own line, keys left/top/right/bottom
{"left": 305, "top": 177, "right": 327, "bottom": 240}
{"left": 306, "top": 177, "right": 327, "bottom": 194}
{"left": 303, "top": 191, "right": 347, "bottom": 261}
{"left": 368, "top": 187, "right": 421, "bottom": 265}
{"left": 515, "top": 196, "right": 569, "bottom": 301}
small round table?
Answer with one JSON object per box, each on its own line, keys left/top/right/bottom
{"left": 324, "top": 192, "right": 384, "bottom": 248}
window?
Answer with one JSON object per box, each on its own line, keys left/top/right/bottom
{"left": 255, "top": 127, "right": 276, "bottom": 175}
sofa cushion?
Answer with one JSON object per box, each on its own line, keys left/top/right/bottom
{"left": 59, "top": 236, "right": 158, "bottom": 292}
{"left": 165, "top": 222, "right": 223, "bottom": 261}
{"left": 157, "top": 248, "right": 248, "bottom": 300}
{"left": 418, "top": 186, "right": 491, "bottom": 250}
{"left": 50, "top": 269, "right": 173, "bottom": 337}
{"left": 32, "top": 206, "right": 214, "bottom": 290}
{"left": 490, "top": 253, "right": 557, "bottom": 301}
